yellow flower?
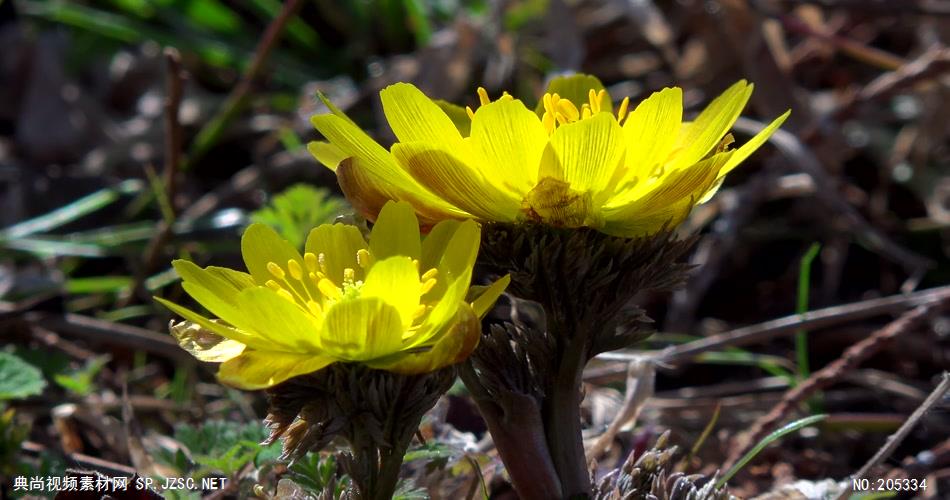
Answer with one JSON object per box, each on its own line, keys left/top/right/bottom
{"left": 309, "top": 75, "right": 789, "bottom": 237}
{"left": 156, "top": 201, "right": 509, "bottom": 390}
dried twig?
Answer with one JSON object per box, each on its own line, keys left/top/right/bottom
{"left": 24, "top": 311, "right": 189, "bottom": 361}
{"left": 125, "top": 49, "right": 186, "bottom": 305}
{"left": 723, "top": 298, "right": 948, "bottom": 470}
{"left": 20, "top": 440, "right": 137, "bottom": 477}
{"left": 835, "top": 45, "right": 950, "bottom": 119}
{"left": 587, "top": 285, "right": 950, "bottom": 381}
{"left": 835, "top": 372, "right": 950, "bottom": 500}
{"left": 586, "top": 357, "right": 655, "bottom": 463}
{"left": 185, "top": 0, "right": 305, "bottom": 168}
{"left": 775, "top": 0, "right": 950, "bottom": 17}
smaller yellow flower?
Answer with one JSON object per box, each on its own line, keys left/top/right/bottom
{"left": 156, "top": 201, "right": 509, "bottom": 390}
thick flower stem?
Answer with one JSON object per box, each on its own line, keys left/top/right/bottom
{"left": 460, "top": 364, "right": 561, "bottom": 499}
{"left": 544, "top": 337, "right": 591, "bottom": 498}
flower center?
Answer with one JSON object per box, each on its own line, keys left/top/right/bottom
{"left": 464, "top": 86, "right": 632, "bottom": 136}
{"left": 263, "top": 250, "right": 374, "bottom": 316}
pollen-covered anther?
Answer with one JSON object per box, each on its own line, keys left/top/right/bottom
{"left": 276, "top": 289, "right": 295, "bottom": 302}
{"left": 421, "top": 278, "right": 437, "bottom": 295}
{"left": 317, "top": 252, "right": 328, "bottom": 274}
{"left": 306, "top": 300, "right": 323, "bottom": 316}
{"left": 304, "top": 252, "right": 318, "bottom": 272}
{"left": 266, "top": 262, "right": 285, "bottom": 280}
{"left": 421, "top": 268, "right": 438, "bottom": 282}
{"left": 265, "top": 280, "right": 282, "bottom": 292}
{"left": 617, "top": 96, "right": 630, "bottom": 123}
{"left": 343, "top": 268, "right": 355, "bottom": 284}
{"left": 412, "top": 304, "right": 428, "bottom": 321}
{"left": 356, "top": 248, "right": 374, "bottom": 269}
{"left": 287, "top": 259, "right": 304, "bottom": 281}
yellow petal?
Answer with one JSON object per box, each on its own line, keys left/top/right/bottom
{"left": 154, "top": 297, "right": 263, "bottom": 349}
{"left": 367, "top": 302, "right": 479, "bottom": 374}
{"left": 320, "top": 298, "right": 404, "bottom": 360}
{"left": 392, "top": 142, "right": 521, "bottom": 221}
{"left": 669, "top": 80, "right": 752, "bottom": 170}
{"left": 360, "top": 256, "right": 423, "bottom": 328}
{"left": 305, "top": 222, "right": 368, "bottom": 284}
{"left": 370, "top": 200, "right": 421, "bottom": 260}
{"left": 408, "top": 220, "right": 479, "bottom": 344}
{"left": 335, "top": 156, "right": 466, "bottom": 226}
{"left": 173, "top": 260, "right": 254, "bottom": 303}
{"left": 380, "top": 83, "right": 463, "bottom": 146}
{"left": 470, "top": 98, "right": 547, "bottom": 196}
{"left": 169, "top": 320, "right": 246, "bottom": 362}
{"left": 620, "top": 87, "right": 682, "bottom": 184}
{"left": 602, "top": 152, "right": 732, "bottom": 237}
{"left": 436, "top": 218, "right": 480, "bottom": 281}
{"left": 470, "top": 274, "right": 511, "bottom": 318}
{"left": 538, "top": 112, "right": 625, "bottom": 196}
{"left": 234, "top": 287, "right": 324, "bottom": 351}
{"left": 420, "top": 219, "right": 463, "bottom": 272}
{"left": 312, "top": 113, "right": 464, "bottom": 217}
{"left": 241, "top": 224, "right": 305, "bottom": 286}
{"left": 310, "top": 113, "right": 397, "bottom": 177}
{"left": 307, "top": 141, "right": 349, "bottom": 170}
{"left": 718, "top": 110, "right": 790, "bottom": 177}
{"left": 217, "top": 350, "right": 337, "bottom": 390}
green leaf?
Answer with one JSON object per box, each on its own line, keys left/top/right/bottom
{"left": 0, "top": 352, "right": 47, "bottom": 400}
{"left": 53, "top": 355, "right": 110, "bottom": 396}
{"left": 250, "top": 184, "right": 349, "bottom": 249}
{"left": 65, "top": 276, "right": 133, "bottom": 294}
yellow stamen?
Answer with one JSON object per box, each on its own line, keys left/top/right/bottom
{"left": 276, "top": 289, "right": 295, "bottom": 303}
{"left": 412, "top": 304, "right": 427, "bottom": 320}
{"left": 304, "top": 252, "right": 318, "bottom": 272}
{"left": 477, "top": 87, "right": 490, "bottom": 106}
{"left": 343, "top": 268, "right": 355, "bottom": 283}
{"left": 465, "top": 105, "right": 475, "bottom": 120}
{"left": 356, "top": 248, "right": 374, "bottom": 269}
{"left": 617, "top": 96, "right": 630, "bottom": 123}
{"left": 581, "top": 104, "right": 592, "bottom": 120}
{"left": 421, "top": 278, "right": 437, "bottom": 295}
{"left": 306, "top": 300, "right": 323, "bottom": 317}
{"left": 421, "top": 268, "right": 438, "bottom": 281}
{"left": 542, "top": 111, "right": 556, "bottom": 134}
{"left": 265, "top": 280, "right": 282, "bottom": 292}
{"left": 589, "top": 88, "right": 606, "bottom": 114}
{"left": 266, "top": 262, "right": 285, "bottom": 280}
{"left": 287, "top": 259, "right": 303, "bottom": 281}
{"left": 500, "top": 91, "right": 513, "bottom": 101}
{"left": 556, "top": 100, "right": 579, "bottom": 123}
{"left": 317, "top": 278, "right": 342, "bottom": 300}
{"left": 412, "top": 259, "right": 420, "bottom": 272}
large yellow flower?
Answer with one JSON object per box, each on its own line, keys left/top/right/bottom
{"left": 309, "top": 75, "right": 789, "bottom": 237}
{"left": 156, "top": 201, "right": 509, "bottom": 390}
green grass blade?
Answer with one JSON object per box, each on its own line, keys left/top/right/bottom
{"left": 0, "top": 180, "right": 142, "bottom": 240}
{"left": 716, "top": 414, "right": 827, "bottom": 488}
{"left": 795, "top": 243, "right": 821, "bottom": 381}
